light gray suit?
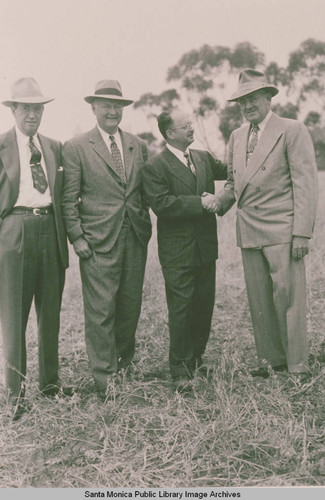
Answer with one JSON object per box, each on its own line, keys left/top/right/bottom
{"left": 62, "top": 127, "right": 151, "bottom": 391}
{"left": 217, "top": 113, "right": 318, "bottom": 372}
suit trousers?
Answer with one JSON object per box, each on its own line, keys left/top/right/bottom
{"left": 79, "top": 218, "right": 147, "bottom": 392}
{"left": 0, "top": 212, "right": 65, "bottom": 401}
{"left": 241, "top": 243, "right": 308, "bottom": 373}
{"left": 162, "top": 262, "right": 216, "bottom": 379}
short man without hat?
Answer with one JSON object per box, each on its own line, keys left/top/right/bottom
{"left": 62, "top": 80, "right": 151, "bottom": 400}
{"left": 0, "top": 78, "right": 71, "bottom": 419}
{"left": 205, "top": 69, "right": 318, "bottom": 383}
{"left": 142, "top": 109, "right": 228, "bottom": 393}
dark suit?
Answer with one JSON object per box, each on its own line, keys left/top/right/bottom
{"left": 62, "top": 127, "right": 151, "bottom": 391}
{"left": 0, "top": 128, "right": 68, "bottom": 400}
{"left": 143, "top": 147, "right": 227, "bottom": 379}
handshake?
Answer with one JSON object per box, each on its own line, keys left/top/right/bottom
{"left": 201, "top": 192, "right": 222, "bottom": 213}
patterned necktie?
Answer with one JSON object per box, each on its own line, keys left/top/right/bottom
{"left": 184, "top": 151, "right": 196, "bottom": 176}
{"left": 109, "top": 135, "right": 127, "bottom": 183}
{"left": 246, "top": 124, "right": 259, "bottom": 162}
{"left": 29, "top": 137, "right": 48, "bottom": 193}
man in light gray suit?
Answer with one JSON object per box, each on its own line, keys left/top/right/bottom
{"left": 205, "top": 69, "right": 318, "bottom": 384}
{"left": 62, "top": 80, "right": 151, "bottom": 400}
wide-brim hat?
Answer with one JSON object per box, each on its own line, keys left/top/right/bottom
{"left": 228, "top": 69, "right": 279, "bottom": 102}
{"left": 2, "top": 77, "right": 54, "bottom": 107}
{"left": 84, "top": 79, "right": 133, "bottom": 106}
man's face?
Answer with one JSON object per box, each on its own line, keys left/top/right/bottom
{"left": 167, "top": 110, "right": 194, "bottom": 151}
{"left": 237, "top": 90, "right": 271, "bottom": 124}
{"left": 12, "top": 103, "right": 44, "bottom": 136}
{"left": 92, "top": 98, "right": 123, "bottom": 134}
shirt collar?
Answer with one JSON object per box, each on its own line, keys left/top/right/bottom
{"left": 15, "top": 125, "right": 40, "bottom": 146}
{"left": 167, "top": 144, "right": 188, "bottom": 164}
{"left": 255, "top": 111, "right": 273, "bottom": 134}
{"left": 97, "top": 124, "right": 121, "bottom": 144}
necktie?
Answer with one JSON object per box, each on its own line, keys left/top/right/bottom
{"left": 247, "top": 124, "right": 259, "bottom": 162}
{"left": 184, "top": 151, "right": 196, "bottom": 176}
{"left": 109, "top": 135, "right": 127, "bottom": 183}
{"left": 29, "top": 137, "right": 48, "bottom": 193}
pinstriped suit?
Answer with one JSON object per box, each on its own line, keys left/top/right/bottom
{"left": 62, "top": 127, "right": 151, "bottom": 391}
{"left": 0, "top": 128, "right": 68, "bottom": 400}
{"left": 143, "top": 147, "right": 227, "bottom": 379}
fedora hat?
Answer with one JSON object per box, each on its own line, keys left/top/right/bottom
{"left": 84, "top": 80, "right": 133, "bottom": 106}
{"left": 228, "top": 69, "right": 279, "bottom": 102}
{"left": 2, "top": 77, "right": 54, "bottom": 107}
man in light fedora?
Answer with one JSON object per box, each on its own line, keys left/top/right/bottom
{"left": 62, "top": 80, "right": 151, "bottom": 400}
{"left": 205, "top": 69, "right": 318, "bottom": 383}
{"left": 0, "top": 77, "right": 70, "bottom": 419}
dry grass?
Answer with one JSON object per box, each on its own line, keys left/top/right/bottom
{"left": 0, "top": 176, "right": 325, "bottom": 488}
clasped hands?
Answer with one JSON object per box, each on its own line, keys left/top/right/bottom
{"left": 201, "top": 194, "right": 309, "bottom": 260}
{"left": 201, "top": 192, "right": 222, "bottom": 213}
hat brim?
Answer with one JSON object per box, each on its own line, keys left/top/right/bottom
{"left": 227, "top": 84, "right": 279, "bottom": 102}
{"left": 84, "top": 94, "right": 133, "bottom": 106}
{"left": 2, "top": 96, "right": 54, "bottom": 107}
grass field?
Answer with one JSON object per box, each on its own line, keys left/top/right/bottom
{"left": 0, "top": 174, "right": 324, "bottom": 488}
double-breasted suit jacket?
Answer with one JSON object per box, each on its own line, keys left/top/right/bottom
{"left": 62, "top": 126, "right": 151, "bottom": 391}
{"left": 218, "top": 113, "right": 318, "bottom": 247}
{"left": 143, "top": 146, "right": 227, "bottom": 379}
{"left": 0, "top": 127, "right": 68, "bottom": 399}
{"left": 217, "top": 112, "right": 318, "bottom": 373}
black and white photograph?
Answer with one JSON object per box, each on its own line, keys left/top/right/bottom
{"left": 0, "top": 0, "right": 324, "bottom": 498}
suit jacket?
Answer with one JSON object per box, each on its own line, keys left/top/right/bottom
{"left": 142, "top": 147, "right": 227, "bottom": 267}
{"left": 0, "top": 127, "right": 69, "bottom": 268}
{"left": 61, "top": 127, "right": 152, "bottom": 252}
{"left": 217, "top": 113, "right": 318, "bottom": 248}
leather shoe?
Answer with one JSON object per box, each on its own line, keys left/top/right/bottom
{"left": 250, "top": 367, "right": 270, "bottom": 379}
{"left": 250, "top": 364, "right": 288, "bottom": 379}
{"left": 42, "top": 385, "right": 75, "bottom": 397}
{"left": 273, "top": 364, "right": 288, "bottom": 373}
{"left": 12, "top": 403, "right": 27, "bottom": 422}
{"left": 172, "top": 377, "right": 193, "bottom": 394}
{"left": 290, "top": 372, "right": 312, "bottom": 385}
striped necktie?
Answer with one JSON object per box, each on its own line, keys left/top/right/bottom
{"left": 184, "top": 151, "right": 196, "bottom": 176}
{"left": 29, "top": 136, "right": 48, "bottom": 193}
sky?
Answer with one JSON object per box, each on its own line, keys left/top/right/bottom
{"left": 1, "top": 0, "right": 325, "bottom": 142}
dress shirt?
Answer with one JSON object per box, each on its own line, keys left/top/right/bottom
{"left": 97, "top": 125, "right": 125, "bottom": 164}
{"left": 253, "top": 110, "right": 273, "bottom": 139}
{"left": 14, "top": 126, "right": 51, "bottom": 208}
{"left": 167, "top": 144, "right": 189, "bottom": 166}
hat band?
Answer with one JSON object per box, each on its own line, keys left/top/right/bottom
{"left": 94, "top": 88, "right": 122, "bottom": 97}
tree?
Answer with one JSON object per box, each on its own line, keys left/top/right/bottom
{"left": 286, "top": 39, "right": 325, "bottom": 119}
{"left": 135, "top": 42, "right": 265, "bottom": 156}
{"left": 135, "top": 39, "right": 325, "bottom": 165}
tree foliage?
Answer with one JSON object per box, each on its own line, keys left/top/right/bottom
{"left": 135, "top": 39, "right": 325, "bottom": 162}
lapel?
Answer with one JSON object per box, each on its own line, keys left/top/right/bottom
{"left": 89, "top": 126, "right": 117, "bottom": 176}
{"left": 38, "top": 133, "right": 57, "bottom": 198}
{"left": 164, "top": 147, "right": 197, "bottom": 192}
{"left": 0, "top": 128, "right": 20, "bottom": 204}
{"left": 120, "top": 129, "right": 135, "bottom": 180}
{"left": 237, "top": 114, "right": 283, "bottom": 199}
{"left": 189, "top": 149, "right": 206, "bottom": 194}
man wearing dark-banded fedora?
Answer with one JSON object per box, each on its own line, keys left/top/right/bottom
{"left": 62, "top": 80, "right": 151, "bottom": 401}
{"left": 0, "top": 78, "right": 71, "bottom": 419}
{"left": 206, "top": 69, "right": 318, "bottom": 384}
